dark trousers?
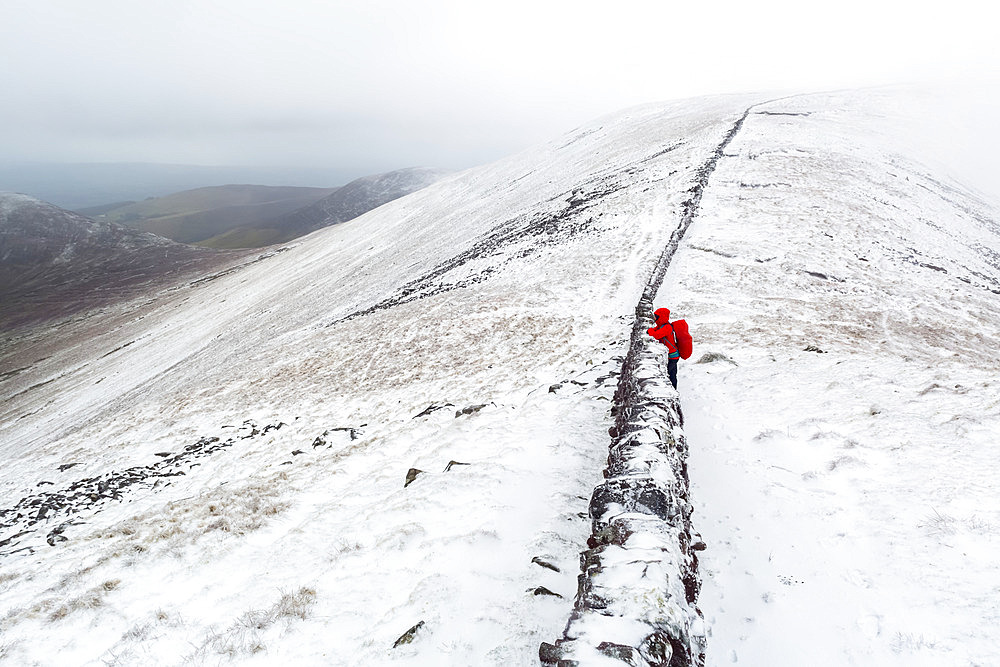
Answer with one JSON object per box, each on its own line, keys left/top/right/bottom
{"left": 667, "top": 358, "right": 678, "bottom": 389}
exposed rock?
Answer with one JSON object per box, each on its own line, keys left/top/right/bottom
{"left": 532, "top": 556, "right": 561, "bottom": 572}
{"left": 804, "top": 345, "right": 826, "bottom": 353}
{"left": 0, "top": 421, "right": 282, "bottom": 554}
{"left": 443, "top": 460, "right": 470, "bottom": 472}
{"left": 413, "top": 403, "right": 454, "bottom": 419}
{"left": 391, "top": 620, "right": 425, "bottom": 648}
{"left": 598, "top": 642, "right": 642, "bottom": 664}
{"left": 455, "top": 404, "right": 489, "bottom": 418}
{"left": 639, "top": 631, "right": 675, "bottom": 666}
{"left": 694, "top": 352, "right": 737, "bottom": 365}
{"left": 404, "top": 468, "right": 424, "bottom": 488}
{"left": 539, "top": 642, "right": 567, "bottom": 665}
{"left": 529, "top": 586, "right": 563, "bottom": 598}
{"left": 45, "top": 523, "right": 71, "bottom": 546}
{"left": 311, "top": 425, "right": 365, "bottom": 448}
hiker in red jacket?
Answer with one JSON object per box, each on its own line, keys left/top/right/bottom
{"left": 647, "top": 307, "right": 692, "bottom": 389}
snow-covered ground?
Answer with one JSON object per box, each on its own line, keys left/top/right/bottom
{"left": 661, "top": 90, "right": 1000, "bottom": 666}
{"left": 1, "top": 96, "right": 754, "bottom": 665}
{"left": 1, "top": 88, "right": 998, "bottom": 666}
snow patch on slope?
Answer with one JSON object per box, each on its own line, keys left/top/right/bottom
{"left": 661, "top": 90, "right": 1000, "bottom": 666}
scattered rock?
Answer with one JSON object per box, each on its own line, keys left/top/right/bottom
{"left": 538, "top": 642, "right": 570, "bottom": 666}
{"left": 455, "top": 404, "right": 490, "bottom": 418}
{"left": 597, "top": 642, "right": 641, "bottom": 664}
{"left": 804, "top": 270, "right": 829, "bottom": 280}
{"left": 803, "top": 345, "right": 826, "bottom": 353}
{"left": 531, "top": 556, "right": 560, "bottom": 572}
{"left": 45, "top": 523, "right": 71, "bottom": 546}
{"left": 311, "top": 425, "right": 365, "bottom": 447}
{"left": 443, "top": 460, "right": 470, "bottom": 472}
{"left": 0, "top": 426, "right": 272, "bottom": 552}
{"left": 548, "top": 383, "right": 563, "bottom": 393}
{"left": 404, "top": 468, "right": 424, "bottom": 488}
{"left": 331, "top": 426, "right": 364, "bottom": 440}
{"left": 689, "top": 244, "right": 736, "bottom": 258}
{"left": 529, "top": 586, "right": 563, "bottom": 598}
{"left": 37, "top": 481, "right": 53, "bottom": 487}
{"left": 291, "top": 450, "right": 304, "bottom": 456}
{"left": 261, "top": 422, "right": 286, "bottom": 435}
{"left": 392, "top": 620, "right": 425, "bottom": 648}
{"left": 413, "top": 403, "right": 454, "bottom": 419}
{"left": 639, "top": 631, "right": 674, "bottom": 665}
{"left": 695, "top": 351, "right": 737, "bottom": 365}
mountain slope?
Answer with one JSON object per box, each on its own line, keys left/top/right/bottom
{"left": 661, "top": 90, "right": 1000, "bottom": 666}
{"left": 0, "top": 95, "right": 753, "bottom": 666}
{"left": 1, "top": 90, "right": 999, "bottom": 666}
{"left": 200, "top": 167, "right": 449, "bottom": 248}
{"left": 0, "top": 193, "right": 242, "bottom": 331}
{"left": 98, "top": 184, "right": 337, "bottom": 245}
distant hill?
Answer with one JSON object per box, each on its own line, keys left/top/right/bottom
{"left": 0, "top": 193, "right": 241, "bottom": 331}
{"left": 0, "top": 162, "right": 364, "bottom": 209}
{"left": 75, "top": 200, "right": 136, "bottom": 217}
{"left": 95, "top": 185, "right": 336, "bottom": 245}
{"left": 199, "top": 168, "right": 448, "bottom": 248}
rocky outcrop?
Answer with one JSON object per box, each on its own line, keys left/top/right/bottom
{"left": 0, "top": 420, "right": 285, "bottom": 555}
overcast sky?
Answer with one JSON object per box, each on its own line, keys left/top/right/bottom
{"left": 2, "top": 0, "right": 998, "bottom": 194}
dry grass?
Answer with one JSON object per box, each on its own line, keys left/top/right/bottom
{"left": 85, "top": 473, "right": 292, "bottom": 561}
{"left": 46, "top": 580, "right": 121, "bottom": 623}
{"left": 184, "top": 587, "right": 317, "bottom": 663}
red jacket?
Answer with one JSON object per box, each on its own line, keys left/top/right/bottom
{"left": 647, "top": 307, "right": 692, "bottom": 360}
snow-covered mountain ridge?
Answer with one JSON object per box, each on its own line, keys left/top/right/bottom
{"left": 1, "top": 94, "right": 753, "bottom": 665}
{"left": 2, "top": 90, "right": 999, "bottom": 665}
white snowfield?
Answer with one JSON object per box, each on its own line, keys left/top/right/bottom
{"left": 1, "top": 89, "right": 998, "bottom": 666}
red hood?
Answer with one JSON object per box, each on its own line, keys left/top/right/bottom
{"left": 653, "top": 307, "right": 671, "bottom": 324}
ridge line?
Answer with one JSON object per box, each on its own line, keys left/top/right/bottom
{"left": 541, "top": 104, "right": 756, "bottom": 667}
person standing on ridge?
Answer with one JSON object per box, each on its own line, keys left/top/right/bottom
{"left": 647, "top": 307, "right": 693, "bottom": 389}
